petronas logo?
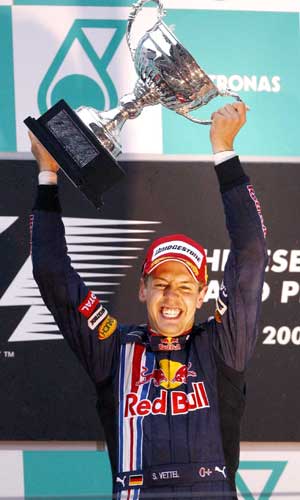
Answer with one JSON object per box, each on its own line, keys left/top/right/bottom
{"left": 237, "top": 461, "right": 287, "bottom": 499}
{"left": 38, "top": 19, "right": 127, "bottom": 114}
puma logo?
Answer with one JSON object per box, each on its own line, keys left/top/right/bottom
{"left": 116, "top": 475, "right": 126, "bottom": 488}
{"left": 215, "top": 466, "right": 227, "bottom": 478}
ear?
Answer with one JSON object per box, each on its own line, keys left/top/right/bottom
{"left": 138, "top": 277, "right": 147, "bottom": 303}
{"left": 196, "top": 285, "right": 208, "bottom": 309}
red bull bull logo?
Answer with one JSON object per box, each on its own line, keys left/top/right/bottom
{"left": 136, "top": 366, "right": 168, "bottom": 387}
{"left": 172, "top": 362, "right": 196, "bottom": 384}
{"left": 136, "top": 360, "right": 197, "bottom": 390}
{"left": 158, "top": 336, "right": 181, "bottom": 351}
{"left": 124, "top": 381, "right": 210, "bottom": 417}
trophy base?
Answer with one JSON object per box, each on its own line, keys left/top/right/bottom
{"left": 24, "top": 100, "right": 125, "bottom": 210}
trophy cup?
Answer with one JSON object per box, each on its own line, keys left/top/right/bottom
{"left": 25, "top": 0, "right": 242, "bottom": 209}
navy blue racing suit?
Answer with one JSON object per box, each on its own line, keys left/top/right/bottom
{"left": 31, "top": 157, "right": 268, "bottom": 499}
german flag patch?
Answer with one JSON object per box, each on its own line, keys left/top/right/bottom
{"left": 98, "top": 315, "right": 117, "bottom": 340}
{"left": 129, "top": 474, "right": 143, "bottom": 487}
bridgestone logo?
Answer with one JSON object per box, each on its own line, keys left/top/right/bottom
{"left": 152, "top": 240, "right": 203, "bottom": 267}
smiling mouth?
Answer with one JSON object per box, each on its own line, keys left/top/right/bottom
{"left": 160, "top": 307, "right": 182, "bottom": 319}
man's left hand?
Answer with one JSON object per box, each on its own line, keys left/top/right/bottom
{"left": 210, "top": 102, "right": 247, "bottom": 154}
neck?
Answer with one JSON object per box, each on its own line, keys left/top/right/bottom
{"left": 148, "top": 325, "right": 192, "bottom": 337}
{"left": 147, "top": 325, "right": 192, "bottom": 352}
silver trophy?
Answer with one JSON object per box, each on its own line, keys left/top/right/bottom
{"left": 77, "top": 0, "right": 242, "bottom": 158}
{"left": 25, "top": 0, "right": 242, "bottom": 209}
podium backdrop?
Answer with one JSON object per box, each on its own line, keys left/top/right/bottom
{"left": 0, "top": 158, "right": 299, "bottom": 441}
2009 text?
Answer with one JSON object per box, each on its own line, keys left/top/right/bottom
{"left": 262, "top": 326, "right": 300, "bottom": 346}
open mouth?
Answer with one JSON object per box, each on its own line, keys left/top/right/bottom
{"left": 160, "top": 307, "right": 182, "bottom": 319}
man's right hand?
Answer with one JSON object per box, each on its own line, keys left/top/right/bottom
{"left": 28, "top": 131, "right": 60, "bottom": 173}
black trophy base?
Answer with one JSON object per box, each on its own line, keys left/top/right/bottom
{"left": 24, "top": 99, "right": 125, "bottom": 210}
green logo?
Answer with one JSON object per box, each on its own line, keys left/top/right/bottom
{"left": 38, "top": 19, "right": 127, "bottom": 114}
{"left": 237, "top": 460, "right": 287, "bottom": 499}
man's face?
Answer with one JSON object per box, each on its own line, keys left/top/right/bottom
{"left": 139, "top": 261, "right": 207, "bottom": 337}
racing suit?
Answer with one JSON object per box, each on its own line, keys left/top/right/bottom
{"left": 31, "top": 157, "right": 268, "bottom": 499}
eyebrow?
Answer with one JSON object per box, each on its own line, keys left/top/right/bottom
{"left": 152, "top": 277, "right": 194, "bottom": 285}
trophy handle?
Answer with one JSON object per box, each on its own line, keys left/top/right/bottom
{"left": 178, "top": 89, "right": 243, "bottom": 125}
{"left": 127, "top": 0, "right": 165, "bottom": 60}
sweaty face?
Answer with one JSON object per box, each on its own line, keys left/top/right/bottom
{"left": 139, "top": 261, "right": 207, "bottom": 337}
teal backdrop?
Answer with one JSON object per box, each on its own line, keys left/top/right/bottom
{"left": 162, "top": 10, "right": 300, "bottom": 157}
{"left": 0, "top": 6, "right": 16, "bottom": 152}
{"left": 23, "top": 451, "right": 113, "bottom": 498}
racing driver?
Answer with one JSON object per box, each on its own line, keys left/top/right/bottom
{"left": 29, "top": 102, "right": 268, "bottom": 499}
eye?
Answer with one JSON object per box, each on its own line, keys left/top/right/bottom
{"left": 155, "top": 282, "right": 166, "bottom": 289}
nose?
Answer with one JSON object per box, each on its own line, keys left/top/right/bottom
{"left": 163, "top": 286, "right": 179, "bottom": 299}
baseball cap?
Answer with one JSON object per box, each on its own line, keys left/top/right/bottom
{"left": 142, "top": 234, "right": 208, "bottom": 284}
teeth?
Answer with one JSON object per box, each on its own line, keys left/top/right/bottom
{"left": 161, "top": 308, "right": 181, "bottom": 319}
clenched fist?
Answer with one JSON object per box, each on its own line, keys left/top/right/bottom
{"left": 210, "top": 101, "right": 247, "bottom": 153}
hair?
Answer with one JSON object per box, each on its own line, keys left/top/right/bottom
{"left": 142, "top": 274, "right": 150, "bottom": 285}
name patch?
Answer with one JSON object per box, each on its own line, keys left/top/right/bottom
{"left": 152, "top": 470, "right": 180, "bottom": 481}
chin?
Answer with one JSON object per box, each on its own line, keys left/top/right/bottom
{"left": 160, "top": 331, "right": 183, "bottom": 338}
{"left": 156, "top": 324, "right": 184, "bottom": 337}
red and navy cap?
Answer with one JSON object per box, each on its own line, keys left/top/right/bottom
{"left": 142, "top": 234, "right": 208, "bottom": 284}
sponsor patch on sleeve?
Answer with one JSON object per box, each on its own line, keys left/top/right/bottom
{"left": 216, "top": 296, "right": 227, "bottom": 315}
{"left": 214, "top": 309, "right": 222, "bottom": 324}
{"left": 247, "top": 184, "right": 267, "bottom": 238}
{"left": 215, "top": 296, "right": 227, "bottom": 324}
{"left": 87, "top": 305, "right": 108, "bottom": 330}
{"left": 98, "top": 315, "right": 118, "bottom": 340}
{"left": 215, "top": 281, "right": 228, "bottom": 324}
{"left": 78, "top": 291, "right": 100, "bottom": 318}
{"left": 219, "top": 280, "right": 228, "bottom": 300}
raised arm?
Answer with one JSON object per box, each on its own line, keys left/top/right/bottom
{"left": 29, "top": 133, "right": 120, "bottom": 383}
{"left": 209, "top": 105, "right": 268, "bottom": 371}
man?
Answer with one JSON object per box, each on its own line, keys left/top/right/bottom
{"left": 30, "top": 102, "right": 268, "bottom": 499}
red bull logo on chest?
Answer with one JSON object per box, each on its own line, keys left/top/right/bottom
{"left": 124, "top": 360, "right": 210, "bottom": 417}
{"left": 136, "top": 359, "right": 197, "bottom": 390}
{"left": 124, "top": 381, "right": 210, "bottom": 417}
